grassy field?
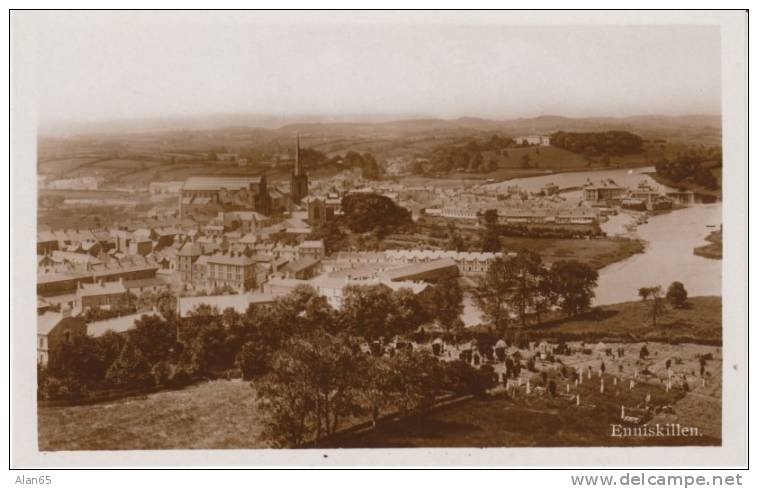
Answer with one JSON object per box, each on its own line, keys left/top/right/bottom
{"left": 529, "top": 296, "right": 722, "bottom": 345}
{"left": 501, "top": 236, "right": 645, "bottom": 270}
{"left": 38, "top": 380, "right": 268, "bottom": 451}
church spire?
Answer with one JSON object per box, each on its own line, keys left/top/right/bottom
{"left": 294, "top": 133, "right": 301, "bottom": 176}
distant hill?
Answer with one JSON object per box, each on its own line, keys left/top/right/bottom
{"left": 37, "top": 113, "right": 722, "bottom": 188}
{"left": 42, "top": 113, "right": 721, "bottom": 139}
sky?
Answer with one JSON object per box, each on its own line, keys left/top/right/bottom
{"left": 22, "top": 14, "right": 722, "bottom": 127}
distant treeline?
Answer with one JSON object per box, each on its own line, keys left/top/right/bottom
{"left": 292, "top": 148, "right": 381, "bottom": 180}
{"left": 413, "top": 135, "right": 516, "bottom": 174}
{"left": 551, "top": 131, "right": 644, "bottom": 157}
{"left": 653, "top": 147, "right": 722, "bottom": 190}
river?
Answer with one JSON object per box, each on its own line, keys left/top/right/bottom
{"left": 594, "top": 203, "right": 722, "bottom": 305}
{"left": 463, "top": 167, "right": 721, "bottom": 318}
{"left": 485, "top": 166, "right": 722, "bottom": 305}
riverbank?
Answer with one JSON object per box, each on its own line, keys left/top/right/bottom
{"left": 694, "top": 229, "right": 722, "bottom": 259}
{"left": 529, "top": 296, "right": 721, "bottom": 345}
{"left": 501, "top": 236, "right": 645, "bottom": 270}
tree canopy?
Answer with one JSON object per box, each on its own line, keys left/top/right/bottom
{"left": 340, "top": 193, "right": 412, "bottom": 233}
{"left": 551, "top": 130, "right": 644, "bottom": 156}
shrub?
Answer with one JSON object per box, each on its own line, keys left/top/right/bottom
{"left": 39, "top": 375, "right": 89, "bottom": 402}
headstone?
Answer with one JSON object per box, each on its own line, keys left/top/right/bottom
{"left": 566, "top": 383, "right": 570, "bottom": 393}
{"left": 600, "top": 378, "right": 605, "bottom": 393}
{"left": 526, "top": 379, "right": 531, "bottom": 395}
{"left": 645, "top": 393, "right": 651, "bottom": 405}
{"left": 576, "top": 393, "right": 580, "bottom": 406}
{"left": 613, "top": 377, "right": 617, "bottom": 385}
{"left": 630, "top": 380, "right": 635, "bottom": 390}
{"left": 621, "top": 405, "right": 625, "bottom": 419}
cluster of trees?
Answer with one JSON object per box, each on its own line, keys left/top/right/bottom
{"left": 551, "top": 131, "right": 644, "bottom": 157}
{"left": 340, "top": 193, "right": 412, "bottom": 234}
{"left": 474, "top": 252, "right": 599, "bottom": 335}
{"left": 298, "top": 147, "right": 383, "bottom": 180}
{"left": 38, "top": 281, "right": 465, "bottom": 402}
{"left": 413, "top": 135, "right": 516, "bottom": 174}
{"left": 338, "top": 151, "right": 382, "bottom": 180}
{"left": 637, "top": 281, "right": 689, "bottom": 327}
{"left": 653, "top": 148, "right": 722, "bottom": 189}
{"left": 258, "top": 333, "right": 494, "bottom": 447}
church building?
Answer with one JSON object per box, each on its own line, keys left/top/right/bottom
{"left": 290, "top": 134, "right": 309, "bottom": 205}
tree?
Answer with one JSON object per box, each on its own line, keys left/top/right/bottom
{"left": 51, "top": 334, "right": 114, "bottom": 386}
{"left": 548, "top": 260, "right": 599, "bottom": 317}
{"left": 356, "top": 355, "right": 397, "bottom": 427}
{"left": 339, "top": 284, "right": 396, "bottom": 340}
{"left": 257, "top": 331, "right": 363, "bottom": 446}
{"left": 237, "top": 341, "right": 273, "bottom": 380}
{"left": 360, "top": 153, "right": 381, "bottom": 180}
{"left": 472, "top": 152, "right": 484, "bottom": 170}
{"left": 385, "top": 350, "right": 442, "bottom": 416}
{"left": 341, "top": 193, "right": 411, "bottom": 233}
{"left": 421, "top": 279, "right": 464, "bottom": 336}
{"left": 506, "top": 251, "right": 544, "bottom": 328}
{"left": 638, "top": 285, "right": 666, "bottom": 327}
{"left": 388, "top": 287, "right": 429, "bottom": 337}
{"left": 694, "top": 164, "right": 718, "bottom": 189}
{"left": 520, "top": 154, "right": 531, "bottom": 169}
{"left": 105, "top": 314, "right": 177, "bottom": 387}
{"left": 666, "top": 281, "right": 688, "bottom": 308}
{"left": 474, "top": 257, "right": 512, "bottom": 335}
{"left": 475, "top": 252, "right": 544, "bottom": 334}
{"left": 480, "top": 209, "right": 501, "bottom": 252}
{"left": 178, "top": 313, "right": 233, "bottom": 376}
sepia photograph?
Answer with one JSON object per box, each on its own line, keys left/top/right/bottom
{"left": 9, "top": 9, "right": 748, "bottom": 469}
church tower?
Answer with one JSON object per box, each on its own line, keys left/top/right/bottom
{"left": 290, "top": 133, "right": 309, "bottom": 205}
